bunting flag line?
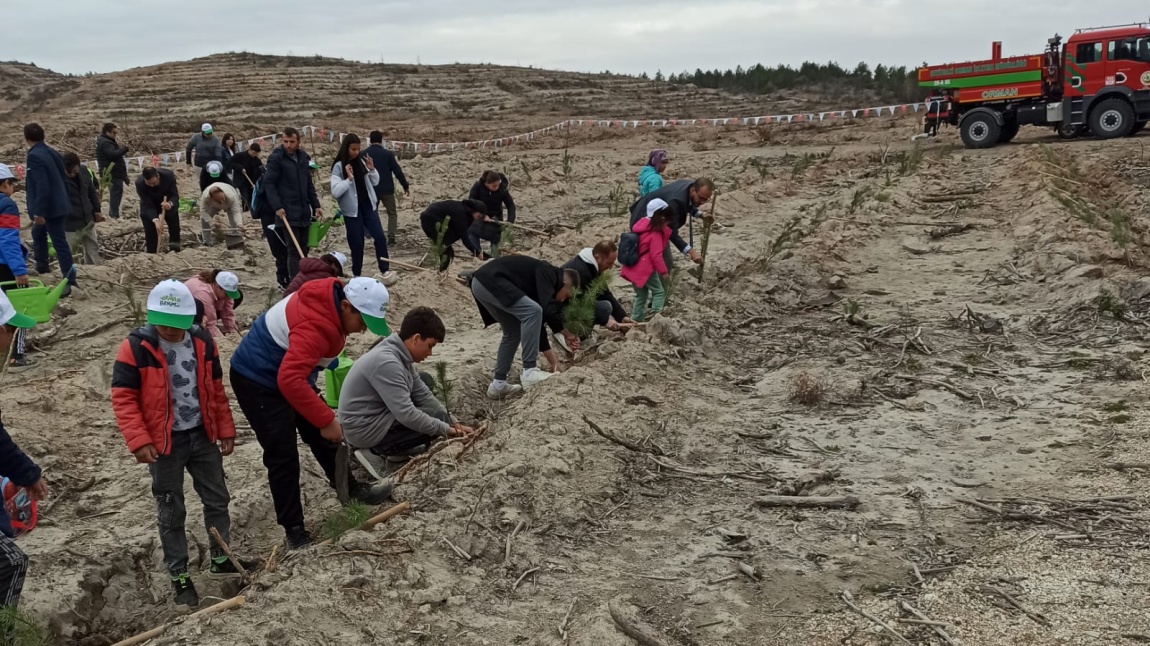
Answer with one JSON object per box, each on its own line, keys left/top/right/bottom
{"left": 4, "top": 101, "right": 925, "bottom": 172}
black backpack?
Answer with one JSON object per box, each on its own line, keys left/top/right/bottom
{"left": 618, "top": 231, "right": 640, "bottom": 267}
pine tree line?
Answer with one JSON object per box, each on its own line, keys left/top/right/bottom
{"left": 643, "top": 61, "right": 924, "bottom": 104}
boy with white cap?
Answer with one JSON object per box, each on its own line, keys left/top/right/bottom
{"left": 284, "top": 251, "right": 346, "bottom": 296}
{"left": 229, "top": 276, "right": 393, "bottom": 549}
{"left": 184, "top": 270, "right": 241, "bottom": 337}
{"left": 111, "top": 280, "right": 250, "bottom": 607}
{"left": 186, "top": 124, "right": 224, "bottom": 192}
{"left": 0, "top": 164, "right": 33, "bottom": 367}
{"left": 0, "top": 290, "right": 49, "bottom": 613}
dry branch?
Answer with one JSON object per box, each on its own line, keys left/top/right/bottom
{"left": 900, "top": 601, "right": 959, "bottom": 646}
{"left": 583, "top": 414, "right": 664, "bottom": 455}
{"left": 208, "top": 527, "right": 251, "bottom": 584}
{"left": 975, "top": 584, "right": 1049, "bottom": 626}
{"left": 608, "top": 601, "right": 673, "bottom": 646}
{"left": 110, "top": 596, "right": 246, "bottom": 646}
{"left": 755, "top": 495, "right": 859, "bottom": 509}
{"left": 839, "top": 590, "right": 913, "bottom": 646}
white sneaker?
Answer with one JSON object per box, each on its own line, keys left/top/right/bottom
{"left": 379, "top": 271, "right": 399, "bottom": 287}
{"left": 486, "top": 382, "right": 523, "bottom": 400}
{"left": 354, "top": 449, "right": 388, "bottom": 482}
{"left": 521, "top": 368, "right": 552, "bottom": 389}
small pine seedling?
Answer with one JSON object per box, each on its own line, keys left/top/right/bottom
{"left": 122, "top": 285, "right": 146, "bottom": 326}
{"left": 433, "top": 361, "right": 454, "bottom": 413}
{"left": 429, "top": 216, "right": 451, "bottom": 270}
{"left": 323, "top": 500, "right": 371, "bottom": 542}
{"left": 0, "top": 605, "right": 52, "bottom": 646}
{"left": 562, "top": 273, "right": 609, "bottom": 338}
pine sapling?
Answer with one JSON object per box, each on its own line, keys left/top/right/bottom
{"left": 498, "top": 221, "right": 516, "bottom": 253}
{"left": 322, "top": 500, "right": 371, "bottom": 542}
{"left": 429, "top": 216, "right": 450, "bottom": 270}
{"left": 433, "top": 361, "right": 454, "bottom": 413}
{"left": 122, "top": 285, "right": 145, "bottom": 326}
{"left": 562, "top": 273, "right": 608, "bottom": 339}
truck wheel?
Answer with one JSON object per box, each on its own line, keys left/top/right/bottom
{"left": 960, "top": 113, "right": 1001, "bottom": 149}
{"left": 1089, "top": 98, "right": 1135, "bottom": 138}
{"left": 1058, "top": 123, "right": 1085, "bottom": 139}
{"left": 1127, "top": 121, "right": 1147, "bottom": 136}
{"left": 999, "top": 122, "right": 1020, "bottom": 143}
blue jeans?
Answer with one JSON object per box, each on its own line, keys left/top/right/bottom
{"left": 30, "top": 216, "right": 75, "bottom": 282}
{"left": 345, "top": 209, "right": 389, "bottom": 276}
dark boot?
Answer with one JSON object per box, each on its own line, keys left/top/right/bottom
{"left": 171, "top": 571, "right": 199, "bottom": 607}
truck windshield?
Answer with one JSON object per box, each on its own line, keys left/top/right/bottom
{"left": 1109, "top": 37, "right": 1150, "bottom": 63}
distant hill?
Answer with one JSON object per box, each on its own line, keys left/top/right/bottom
{"left": 0, "top": 53, "right": 857, "bottom": 158}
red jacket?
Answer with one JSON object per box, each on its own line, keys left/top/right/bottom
{"left": 620, "top": 216, "right": 672, "bottom": 288}
{"left": 111, "top": 325, "right": 236, "bottom": 455}
{"left": 230, "top": 277, "right": 350, "bottom": 429}
{"left": 284, "top": 257, "right": 339, "bottom": 296}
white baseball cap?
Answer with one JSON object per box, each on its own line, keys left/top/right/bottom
{"left": 0, "top": 164, "right": 14, "bottom": 182}
{"left": 0, "top": 291, "right": 35, "bottom": 330}
{"left": 215, "top": 271, "right": 240, "bottom": 299}
{"left": 202, "top": 123, "right": 214, "bottom": 134}
{"left": 331, "top": 251, "right": 348, "bottom": 272}
{"left": 206, "top": 160, "right": 224, "bottom": 177}
{"left": 344, "top": 277, "right": 390, "bottom": 336}
{"left": 646, "top": 198, "right": 670, "bottom": 218}
{"left": 146, "top": 280, "right": 197, "bottom": 330}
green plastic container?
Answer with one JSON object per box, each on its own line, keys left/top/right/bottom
{"left": 178, "top": 198, "right": 197, "bottom": 214}
{"left": 0, "top": 279, "right": 69, "bottom": 323}
{"left": 308, "top": 216, "right": 342, "bottom": 248}
{"left": 323, "top": 351, "right": 353, "bottom": 408}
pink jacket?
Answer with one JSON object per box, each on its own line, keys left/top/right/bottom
{"left": 184, "top": 276, "right": 236, "bottom": 337}
{"left": 620, "top": 216, "right": 671, "bottom": 288}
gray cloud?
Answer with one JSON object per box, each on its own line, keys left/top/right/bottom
{"left": 9, "top": 1, "right": 1149, "bottom": 76}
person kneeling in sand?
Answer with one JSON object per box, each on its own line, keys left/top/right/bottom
{"left": 340, "top": 307, "right": 474, "bottom": 480}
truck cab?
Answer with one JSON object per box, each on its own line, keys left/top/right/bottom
{"left": 1062, "top": 25, "right": 1150, "bottom": 137}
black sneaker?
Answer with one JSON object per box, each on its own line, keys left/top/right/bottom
{"left": 170, "top": 572, "right": 199, "bottom": 607}
{"left": 285, "top": 525, "right": 312, "bottom": 550}
{"left": 350, "top": 481, "right": 395, "bottom": 506}
{"left": 8, "top": 355, "right": 36, "bottom": 370}
{"left": 208, "top": 556, "right": 262, "bottom": 579}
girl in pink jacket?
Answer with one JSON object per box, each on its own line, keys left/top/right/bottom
{"left": 620, "top": 198, "right": 672, "bottom": 322}
{"left": 184, "top": 270, "right": 240, "bottom": 337}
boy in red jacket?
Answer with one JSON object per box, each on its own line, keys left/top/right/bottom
{"left": 111, "top": 280, "right": 250, "bottom": 608}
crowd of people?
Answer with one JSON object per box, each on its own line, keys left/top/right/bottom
{"left": 0, "top": 121, "right": 716, "bottom": 615}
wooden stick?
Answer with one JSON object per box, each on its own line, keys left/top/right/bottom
{"left": 900, "top": 601, "right": 959, "bottom": 646}
{"left": 280, "top": 216, "right": 306, "bottom": 258}
{"left": 208, "top": 527, "right": 251, "bottom": 584}
{"left": 110, "top": 596, "right": 246, "bottom": 646}
{"left": 754, "top": 495, "right": 860, "bottom": 509}
{"left": 583, "top": 414, "right": 663, "bottom": 455}
{"left": 840, "top": 591, "right": 913, "bottom": 646}
{"left": 976, "top": 584, "right": 1049, "bottom": 625}
{"left": 513, "top": 567, "right": 540, "bottom": 591}
{"left": 381, "top": 257, "right": 432, "bottom": 272}
{"left": 393, "top": 437, "right": 469, "bottom": 483}
{"left": 318, "top": 501, "right": 411, "bottom": 546}
{"left": 608, "top": 601, "right": 672, "bottom": 646}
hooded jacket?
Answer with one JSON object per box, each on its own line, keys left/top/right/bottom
{"left": 330, "top": 158, "right": 380, "bottom": 218}
{"left": 0, "top": 423, "right": 41, "bottom": 537}
{"left": 420, "top": 201, "right": 481, "bottom": 255}
{"left": 64, "top": 165, "right": 100, "bottom": 232}
{"left": 629, "top": 179, "right": 698, "bottom": 254}
{"left": 472, "top": 255, "right": 566, "bottom": 352}
{"left": 260, "top": 145, "right": 321, "bottom": 227}
{"left": 25, "top": 142, "right": 73, "bottom": 220}
{"left": 284, "top": 257, "right": 340, "bottom": 296}
{"left": 0, "top": 195, "right": 27, "bottom": 277}
{"left": 339, "top": 334, "right": 451, "bottom": 450}
{"left": 364, "top": 144, "right": 409, "bottom": 197}
{"left": 230, "top": 277, "right": 351, "bottom": 429}
{"left": 638, "top": 165, "right": 664, "bottom": 196}
{"left": 468, "top": 174, "right": 516, "bottom": 223}
{"left": 95, "top": 134, "right": 129, "bottom": 180}
{"left": 561, "top": 249, "right": 626, "bottom": 322}
{"left": 185, "top": 276, "right": 236, "bottom": 338}
{"left": 620, "top": 215, "right": 672, "bottom": 288}
{"left": 185, "top": 133, "right": 224, "bottom": 168}
{"left": 111, "top": 324, "right": 236, "bottom": 456}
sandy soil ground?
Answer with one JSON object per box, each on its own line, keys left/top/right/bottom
{"left": 1, "top": 105, "right": 1148, "bottom": 646}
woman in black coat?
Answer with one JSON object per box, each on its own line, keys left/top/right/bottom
{"left": 467, "top": 170, "right": 516, "bottom": 259}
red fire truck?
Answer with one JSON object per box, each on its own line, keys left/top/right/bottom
{"left": 918, "top": 23, "right": 1150, "bottom": 148}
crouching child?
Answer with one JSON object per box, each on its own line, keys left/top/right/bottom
{"left": 111, "top": 280, "right": 253, "bottom": 608}
{"left": 339, "top": 307, "right": 475, "bottom": 480}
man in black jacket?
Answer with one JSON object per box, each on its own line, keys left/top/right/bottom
{"left": 135, "top": 167, "right": 180, "bottom": 254}
{"left": 468, "top": 171, "right": 516, "bottom": 259}
{"left": 560, "top": 239, "right": 630, "bottom": 336}
{"left": 364, "top": 131, "right": 409, "bottom": 245}
{"left": 419, "top": 199, "right": 486, "bottom": 271}
{"left": 228, "top": 142, "right": 263, "bottom": 212}
{"left": 95, "top": 123, "right": 129, "bottom": 220}
{"left": 469, "top": 255, "right": 580, "bottom": 399}
{"left": 258, "top": 128, "right": 323, "bottom": 288}
{"left": 62, "top": 153, "right": 102, "bottom": 265}
{"left": 629, "top": 177, "right": 713, "bottom": 269}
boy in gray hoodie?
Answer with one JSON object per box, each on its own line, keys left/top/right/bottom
{"left": 339, "top": 307, "right": 474, "bottom": 479}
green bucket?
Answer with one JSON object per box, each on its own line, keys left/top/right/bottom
{"left": 323, "top": 351, "right": 354, "bottom": 408}
{"left": 308, "top": 216, "right": 342, "bottom": 248}
{"left": 178, "top": 198, "right": 197, "bottom": 214}
{"left": 0, "top": 279, "right": 69, "bottom": 323}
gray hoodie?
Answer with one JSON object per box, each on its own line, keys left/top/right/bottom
{"left": 338, "top": 334, "right": 451, "bottom": 449}
{"left": 186, "top": 133, "right": 224, "bottom": 168}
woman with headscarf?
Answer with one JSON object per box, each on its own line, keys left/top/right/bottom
{"left": 331, "top": 134, "right": 396, "bottom": 284}
{"left": 638, "top": 149, "right": 669, "bottom": 196}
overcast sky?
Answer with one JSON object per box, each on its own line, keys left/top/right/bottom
{"left": 8, "top": 2, "right": 1149, "bottom": 76}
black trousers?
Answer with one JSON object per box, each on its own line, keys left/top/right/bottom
{"left": 263, "top": 218, "right": 309, "bottom": 288}
{"left": 230, "top": 369, "right": 352, "bottom": 530}
{"left": 108, "top": 178, "right": 126, "bottom": 219}
{"left": 141, "top": 203, "right": 181, "bottom": 253}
